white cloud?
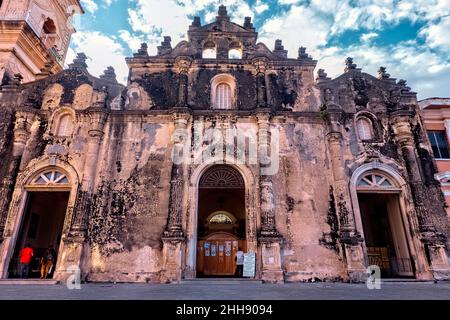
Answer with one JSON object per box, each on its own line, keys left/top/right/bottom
{"left": 255, "top": 1, "right": 269, "bottom": 14}
{"left": 70, "top": 31, "right": 129, "bottom": 84}
{"left": 419, "top": 16, "right": 450, "bottom": 52}
{"left": 360, "top": 32, "right": 378, "bottom": 43}
{"left": 80, "top": 0, "right": 98, "bottom": 14}
{"left": 259, "top": 5, "right": 331, "bottom": 58}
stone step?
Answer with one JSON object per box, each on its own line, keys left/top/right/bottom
{"left": 181, "top": 278, "right": 263, "bottom": 285}
{"left": 0, "top": 279, "right": 59, "bottom": 285}
{"left": 381, "top": 278, "right": 435, "bottom": 283}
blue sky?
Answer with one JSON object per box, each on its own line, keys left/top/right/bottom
{"left": 71, "top": 0, "right": 450, "bottom": 99}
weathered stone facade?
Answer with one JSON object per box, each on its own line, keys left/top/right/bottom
{"left": 0, "top": 6, "right": 449, "bottom": 283}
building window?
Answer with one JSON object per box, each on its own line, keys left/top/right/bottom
{"left": 228, "top": 49, "right": 242, "bottom": 59}
{"left": 210, "top": 74, "right": 236, "bottom": 110}
{"left": 428, "top": 131, "right": 450, "bottom": 159}
{"left": 209, "top": 213, "right": 233, "bottom": 225}
{"left": 216, "top": 83, "right": 232, "bottom": 109}
{"left": 357, "top": 118, "right": 373, "bottom": 140}
{"left": 33, "top": 171, "right": 69, "bottom": 185}
{"left": 202, "top": 41, "right": 216, "bottom": 59}
{"left": 56, "top": 114, "right": 74, "bottom": 137}
{"left": 203, "top": 48, "right": 216, "bottom": 59}
{"left": 43, "top": 18, "right": 57, "bottom": 34}
{"left": 357, "top": 173, "right": 394, "bottom": 188}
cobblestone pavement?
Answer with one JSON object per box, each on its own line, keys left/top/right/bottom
{"left": 0, "top": 281, "right": 449, "bottom": 300}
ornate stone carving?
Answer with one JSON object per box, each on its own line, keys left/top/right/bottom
{"left": 73, "top": 84, "right": 93, "bottom": 110}
{"left": 174, "top": 56, "right": 193, "bottom": 74}
{"left": 252, "top": 57, "right": 268, "bottom": 75}
{"left": 42, "top": 84, "right": 64, "bottom": 110}
{"left": 125, "top": 83, "right": 153, "bottom": 110}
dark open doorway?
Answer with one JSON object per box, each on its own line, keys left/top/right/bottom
{"left": 8, "top": 192, "right": 69, "bottom": 279}
{"left": 196, "top": 165, "right": 246, "bottom": 278}
{"left": 358, "top": 193, "right": 415, "bottom": 278}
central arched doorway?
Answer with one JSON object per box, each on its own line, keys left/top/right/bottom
{"left": 196, "top": 165, "right": 246, "bottom": 278}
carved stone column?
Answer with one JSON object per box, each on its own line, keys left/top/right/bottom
{"left": 325, "top": 108, "right": 365, "bottom": 282}
{"left": 256, "top": 111, "right": 283, "bottom": 283}
{"left": 253, "top": 58, "right": 268, "bottom": 108}
{"left": 0, "top": 111, "right": 34, "bottom": 242}
{"left": 392, "top": 111, "right": 450, "bottom": 279}
{"left": 161, "top": 111, "right": 191, "bottom": 282}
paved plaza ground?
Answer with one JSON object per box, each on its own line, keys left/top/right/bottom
{"left": 0, "top": 280, "right": 449, "bottom": 300}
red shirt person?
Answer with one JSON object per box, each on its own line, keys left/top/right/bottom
{"left": 19, "top": 245, "right": 34, "bottom": 278}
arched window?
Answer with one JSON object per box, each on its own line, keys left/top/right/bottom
{"left": 357, "top": 118, "right": 373, "bottom": 140}
{"left": 33, "top": 170, "right": 69, "bottom": 185}
{"left": 216, "top": 83, "right": 232, "bottom": 109}
{"left": 56, "top": 114, "right": 74, "bottom": 137}
{"left": 210, "top": 74, "right": 236, "bottom": 110}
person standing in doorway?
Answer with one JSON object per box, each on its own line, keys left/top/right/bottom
{"left": 235, "top": 247, "right": 244, "bottom": 277}
{"left": 40, "top": 247, "right": 56, "bottom": 279}
{"left": 19, "top": 244, "right": 34, "bottom": 279}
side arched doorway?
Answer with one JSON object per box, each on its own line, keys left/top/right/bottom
{"left": 354, "top": 170, "right": 415, "bottom": 278}
{"left": 196, "top": 165, "right": 246, "bottom": 278}
{"left": 7, "top": 170, "right": 71, "bottom": 279}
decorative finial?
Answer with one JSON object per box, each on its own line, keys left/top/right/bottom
{"left": 69, "top": 52, "right": 88, "bottom": 69}
{"left": 398, "top": 79, "right": 411, "bottom": 92}
{"left": 191, "top": 16, "right": 201, "bottom": 27}
{"left": 274, "top": 39, "right": 284, "bottom": 50}
{"left": 217, "top": 5, "right": 229, "bottom": 21}
{"left": 135, "top": 43, "right": 148, "bottom": 57}
{"left": 316, "top": 69, "right": 331, "bottom": 83}
{"left": 100, "top": 66, "right": 117, "bottom": 83}
{"left": 345, "top": 57, "right": 357, "bottom": 72}
{"left": 273, "top": 40, "right": 288, "bottom": 58}
{"left": 378, "top": 66, "right": 390, "bottom": 80}
{"left": 157, "top": 36, "right": 172, "bottom": 55}
{"left": 298, "top": 47, "right": 308, "bottom": 59}
{"left": 317, "top": 69, "right": 327, "bottom": 79}
{"left": 244, "top": 17, "right": 253, "bottom": 29}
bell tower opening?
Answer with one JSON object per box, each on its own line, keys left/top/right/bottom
{"left": 196, "top": 165, "right": 246, "bottom": 278}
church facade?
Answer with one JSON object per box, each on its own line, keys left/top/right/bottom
{"left": 0, "top": 5, "right": 450, "bottom": 283}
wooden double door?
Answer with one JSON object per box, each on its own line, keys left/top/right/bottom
{"left": 197, "top": 232, "right": 246, "bottom": 277}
